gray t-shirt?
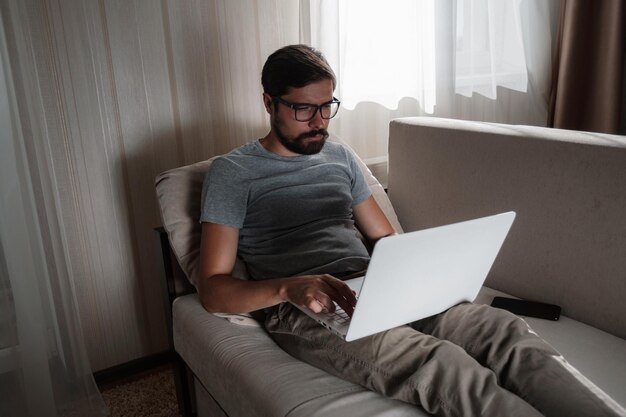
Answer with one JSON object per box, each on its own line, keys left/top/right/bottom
{"left": 200, "top": 139, "right": 372, "bottom": 280}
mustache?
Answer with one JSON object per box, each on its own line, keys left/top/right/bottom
{"left": 297, "top": 129, "right": 329, "bottom": 141}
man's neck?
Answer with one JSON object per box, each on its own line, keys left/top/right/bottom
{"left": 260, "top": 133, "right": 301, "bottom": 157}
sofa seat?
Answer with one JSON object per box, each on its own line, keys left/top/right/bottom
{"left": 173, "top": 294, "right": 423, "bottom": 417}
{"left": 474, "top": 287, "right": 626, "bottom": 406}
{"left": 173, "top": 286, "right": 626, "bottom": 417}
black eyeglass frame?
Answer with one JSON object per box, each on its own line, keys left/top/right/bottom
{"left": 271, "top": 96, "right": 341, "bottom": 122}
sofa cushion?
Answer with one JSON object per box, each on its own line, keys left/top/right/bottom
{"left": 174, "top": 287, "right": 626, "bottom": 416}
{"left": 155, "top": 158, "right": 216, "bottom": 288}
{"left": 173, "top": 294, "right": 425, "bottom": 417}
{"left": 474, "top": 288, "right": 626, "bottom": 407}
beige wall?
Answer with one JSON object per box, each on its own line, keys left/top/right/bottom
{"left": 1, "top": 0, "right": 300, "bottom": 371}
{"left": 1, "top": 0, "right": 410, "bottom": 371}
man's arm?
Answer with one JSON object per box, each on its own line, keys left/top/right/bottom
{"left": 352, "top": 195, "right": 397, "bottom": 244}
{"left": 197, "top": 222, "right": 357, "bottom": 316}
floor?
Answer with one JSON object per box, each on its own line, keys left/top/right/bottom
{"left": 98, "top": 361, "right": 182, "bottom": 417}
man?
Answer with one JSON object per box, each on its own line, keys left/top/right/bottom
{"left": 198, "top": 45, "right": 624, "bottom": 417}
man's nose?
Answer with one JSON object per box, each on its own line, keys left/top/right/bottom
{"left": 308, "top": 109, "right": 325, "bottom": 128}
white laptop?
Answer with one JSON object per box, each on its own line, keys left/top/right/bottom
{"left": 292, "top": 211, "right": 516, "bottom": 341}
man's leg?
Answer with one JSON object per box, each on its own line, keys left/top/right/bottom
{"left": 265, "top": 303, "right": 542, "bottom": 417}
{"left": 411, "top": 303, "right": 626, "bottom": 417}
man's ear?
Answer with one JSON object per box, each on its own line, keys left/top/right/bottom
{"left": 262, "top": 93, "right": 273, "bottom": 114}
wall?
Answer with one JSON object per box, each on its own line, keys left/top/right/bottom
{"left": 621, "top": 50, "right": 626, "bottom": 135}
{"left": 2, "top": 0, "right": 413, "bottom": 371}
{"left": 0, "top": 0, "right": 300, "bottom": 371}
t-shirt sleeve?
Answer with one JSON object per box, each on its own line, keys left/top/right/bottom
{"left": 200, "top": 157, "right": 248, "bottom": 228}
{"left": 345, "top": 147, "right": 372, "bottom": 206}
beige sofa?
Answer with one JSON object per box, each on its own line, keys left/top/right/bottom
{"left": 155, "top": 117, "right": 626, "bottom": 417}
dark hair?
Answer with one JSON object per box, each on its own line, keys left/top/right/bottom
{"left": 261, "top": 44, "right": 336, "bottom": 97}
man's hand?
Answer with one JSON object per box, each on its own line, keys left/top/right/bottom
{"left": 280, "top": 274, "right": 357, "bottom": 317}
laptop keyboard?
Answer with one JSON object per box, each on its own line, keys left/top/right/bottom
{"left": 329, "top": 305, "right": 351, "bottom": 324}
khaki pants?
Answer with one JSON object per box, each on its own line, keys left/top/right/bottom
{"left": 265, "top": 302, "right": 625, "bottom": 417}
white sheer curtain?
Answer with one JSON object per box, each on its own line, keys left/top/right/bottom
{"left": 0, "top": 14, "right": 107, "bottom": 417}
{"left": 306, "top": 0, "right": 437, "bottom": 113}
{"left": 303, "top": 0, "right": 558, "bottom": 172}
{"left": 307, "top": 0, "right": 554, "bottom": 112}
{"left": 455, "top": 0, "right": 529, "bottom": 99}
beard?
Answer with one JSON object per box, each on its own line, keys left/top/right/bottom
{"left": 273, "top": 116, "right": 329, "bottom": 155}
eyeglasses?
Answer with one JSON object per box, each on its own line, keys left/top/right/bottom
{"left": 272, "top": 96, "right": 341, "bottom": 122}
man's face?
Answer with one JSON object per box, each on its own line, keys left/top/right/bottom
{"left": 267, "top": 79, "right": 334, "bottom": 156}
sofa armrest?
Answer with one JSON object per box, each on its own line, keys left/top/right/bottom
{"left": 387, "top": 117, "right": 626, "bottom": 339}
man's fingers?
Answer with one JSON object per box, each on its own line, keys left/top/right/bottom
{"left": 315, "top": 277, "right": 354, "bottom": 317}
{"left": 322, "top": 275, "right": 357, "bottom": 305}
{"left": 293, "top": 275, "right": 357, "bottom": 317}
{"left": 304, "top": 292, "right": 335, "bottom": 314}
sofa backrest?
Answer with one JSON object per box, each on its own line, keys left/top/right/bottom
{"left": 387, "top": 117, "right": 626, "bottom": 339}
{"left": 155, "top": 136, "right": 403, "bottom": 292}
